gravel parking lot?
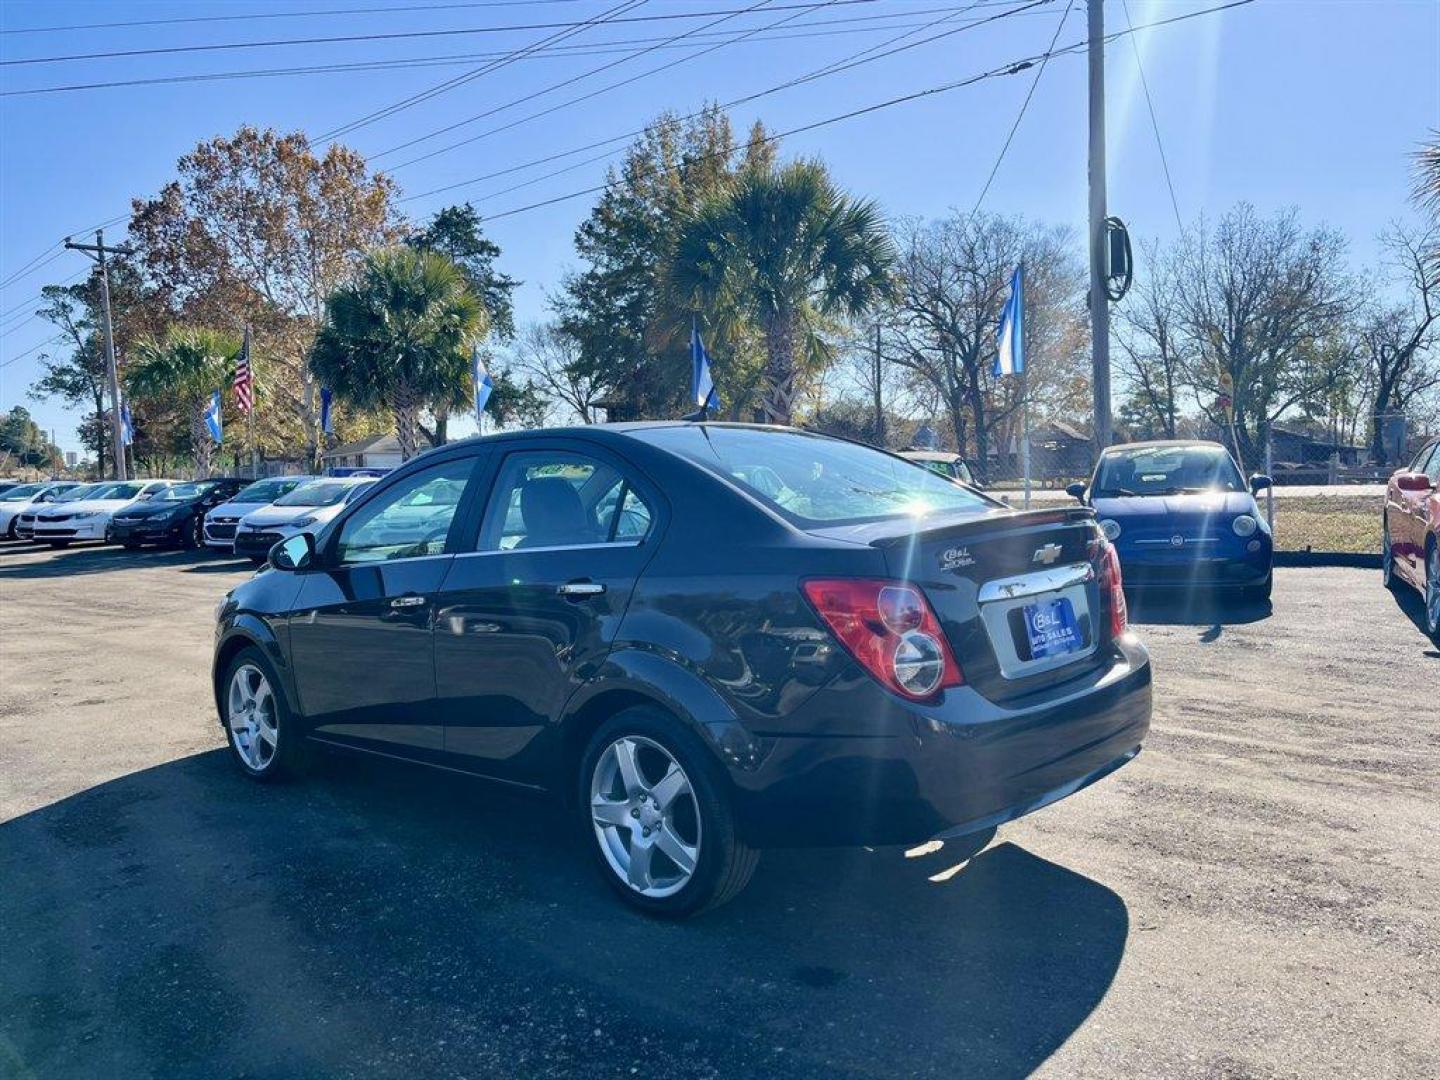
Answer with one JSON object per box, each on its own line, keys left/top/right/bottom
{"left": 1, "top": 543, "right": 1436, "bottom": 1078}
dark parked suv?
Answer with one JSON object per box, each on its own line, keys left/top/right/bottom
{"left": 213, "top": 425, "right": 1151, "bottom": 916}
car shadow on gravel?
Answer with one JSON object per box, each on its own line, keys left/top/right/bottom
{"left": 1386, "top": 583, "right": 1440, "bottom": 655}
{"left": 0, "top": 748, "right": 1129, "bottom": 1079}
{"left": 0, "top": 544, "right": 226, "bottom": 579}
{"left": 1125, "top": 588, "right": 1272, "bottom": 634}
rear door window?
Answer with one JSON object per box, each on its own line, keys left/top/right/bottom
{"left": 477, "top": 451, "right": 654, "bottom": 551}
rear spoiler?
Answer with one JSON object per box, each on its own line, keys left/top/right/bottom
{"left": 868, "top": 506, "right": 1097, "bottom": 549}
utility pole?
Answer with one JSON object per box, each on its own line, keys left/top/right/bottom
{"left": 65, "top": 230, "right": 133, "bottom": 481}
{"left": 1087, "top": 0, "right": 1113, "bottom": 456}
{"left": 872, "top": 322, "right": 885, "bottom": 449}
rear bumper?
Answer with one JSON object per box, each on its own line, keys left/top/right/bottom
{"left": 728, "top": 635, "right": 1152, "bottom": 847}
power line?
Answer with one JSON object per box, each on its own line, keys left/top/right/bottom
{"left": 0, "top": 335, "right": 64, "bottom": 370}
{"left": 970, "top": 0, "right": 1074, "bottom": 215}
{"left": 425, "top": 0, "right": 1001, "bottom": 197}
{"left": 1121, "top": 0, "right": 1183, "bottom": 229}
{"left": 0, "top": 1, "right": 584, "bottom": 37}
{"left": 0, "top": 247, "right": 65, "bottom": 291}
{"left": 1, "top": 2, "right": 886, "bottom": 67}
{"left": 397, "top": 0, "right": 1047, "bottom": 195}
{"left": 1, "top": 4, "right": 1029, "bottom": 98}
{"left": 374, "top": 0, "right": 830, "bottom": 165}
{"left": 445, "top": 0, "right": 1256, "bottom": 224}
{"left": 315, "top": 0, "right": 651, "bottom": 145}
{"left": 0, "top": 268, "right": 89, "bottom": 325}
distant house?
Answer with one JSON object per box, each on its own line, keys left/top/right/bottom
{"left": 1263, "top": 426, "right": 1363, "bottom": 467}
{"left": 320, "top": 433, "right": 431, "bottom": 471}
{"left": 990, "top": 420, "right": 1094, "bottom": 481}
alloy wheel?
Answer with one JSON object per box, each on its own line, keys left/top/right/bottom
{"left": 1428, "top": 545, "right": 1440, "bottom": 636}
{"left": 590, "top": 735, "right": 701, "bottom": 898}
{"left": 227, "top": 663, "right": 279, "bottom": 772}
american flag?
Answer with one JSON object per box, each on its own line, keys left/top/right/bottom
{"left": 233, "top": 327, "right": 254, "bottom": 414}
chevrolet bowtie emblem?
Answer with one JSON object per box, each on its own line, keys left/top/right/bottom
{"left": 1032, "top": 543, "right": 1063, "bottom": 565}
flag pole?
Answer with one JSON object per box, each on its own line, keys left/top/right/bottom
{"left": 247, "top": 326, "right": 257, "bottom": 478}
{"left": 1022, "top": 366, "right": 1031, "bottom": 510}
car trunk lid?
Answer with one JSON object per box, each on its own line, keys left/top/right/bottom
{"left": 809, "top": 507, "right": 1116, "bottom": 703}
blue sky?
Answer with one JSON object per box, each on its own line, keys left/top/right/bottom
{"left": 2, "top": 0, "right": 1437, "bottom": 453}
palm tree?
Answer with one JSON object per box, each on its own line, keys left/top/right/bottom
{"left": 671, "top": 160, "right": 896, "bottom": 424}
{"left": 309, "top": 247, "right": 486, "bottom": 461}
{"left": 127, "top": 327, "right": 238, "bottom": 478}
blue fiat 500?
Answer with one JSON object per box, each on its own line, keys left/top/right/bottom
{"left": 1068, "top": 440, "right": 1274, "bottom": 601}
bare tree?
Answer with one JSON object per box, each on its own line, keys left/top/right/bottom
{"left": 1115, "top": 238, "right": 1187, "bottom": 438}
{"left": 1169, "top": 204, "right": 1355, "bottom": 467}
{"left": 881, "top": 214, "right": 1086, "bottom": 478}
{"left": 1360, "top": 223, "right": 1440, "bottom": 463}
{"left": 510, "top": 322, "right": 602, "bottom": 424}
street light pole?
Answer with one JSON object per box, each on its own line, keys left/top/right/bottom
{"left": 65, "top": 229, "right": 134, "bottom": 481}
{"left": 1087, "top": 0, "right": 1113, "bottom": 455}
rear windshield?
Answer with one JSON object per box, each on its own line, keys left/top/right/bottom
{"left": 274, "top": 480, "right": 357, "bottom": 507}
{"left": 1094, "top": 444, "right": 1244, "bottom": 498}
{"left": 641, "top": 427, "right": 993, "bottom": 526}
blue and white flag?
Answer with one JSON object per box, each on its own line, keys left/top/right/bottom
{"left": 994, "top": 264, "right": 1025, "bottom": 377}
{"left": 472, "top": 345, "right": 494, "bottom": 420}
{"left": 690, "top": 317, "right": 717, "bottom": 411}
{"left": 204, "top": 390, "right": 223, "bottom": 444}
{"left": 320, "top": 386, "right": 334, "bottom": 436}
{"left": 119, "top": 400, "right": 134, "bottom": 447}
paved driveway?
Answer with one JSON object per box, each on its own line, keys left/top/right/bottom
{"left": 1, "top": 543, "right": 1435, "bottom": 1078}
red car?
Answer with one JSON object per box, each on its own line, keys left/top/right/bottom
{"left": 1383, "top": 435, "right": 1440, "bottom": 640}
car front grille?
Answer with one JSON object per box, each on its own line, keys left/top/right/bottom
{"left": 234, "top": 531, "right": 283, "bottom": 551}
{"left": 206, "top": 521, "right": 238, "bottom": 540}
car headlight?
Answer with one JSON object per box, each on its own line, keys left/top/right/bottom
{"left": 289, "top": 516, "right": 318, "bottom": 529}
{"left": 1232, "top": 514, "right": 1257, "bottom": 537}
{"left": 1099, "top": 518, "right": 1122, "bottom": 541}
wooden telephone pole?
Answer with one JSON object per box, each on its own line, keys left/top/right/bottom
{"left": 64, "top": 230, "right": 134, "bottom": 481}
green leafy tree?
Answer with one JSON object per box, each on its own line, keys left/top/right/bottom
{"left": 0, "top": 406, "right": 60, "bottom": 472}
{"left": 129, "top": 126, "right": 401, "bottom": 468}
{"left": 671, "top": 159, "right": 896, "bottom": 425}
{"left": 407, "top": 204, "right": 518, "bottom": 341}
{"left": 126, "top": 328, "right": 239, "bottom": 478}
{"left": 309, "top": 248, "right": 486, "bottom": 461}
{"left": 558, "top": 108, "right": 775, "bottom": 420}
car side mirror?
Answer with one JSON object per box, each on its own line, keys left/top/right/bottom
{"left": 1249, "top": 474, "right": 1272, "bottom": 494}
{"left": 1395, "top": 470, "right": 1435, "bottom": 493}
{"left": 1065, "top": 482, "right": 1087, "bottom": 502}
{"left": 269, "top": 532, "right": 315, "bottom": 572}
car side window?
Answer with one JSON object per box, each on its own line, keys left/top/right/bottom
{"left": 334, "top": 458, "right": 476, "bottom": 564}
{"left": 1422, "top": 444, "right": 1440, "bottom": 483}
{"left": 477, "top": 451, "right": 652, "bottom": 551}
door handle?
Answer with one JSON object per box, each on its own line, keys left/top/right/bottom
{"left": 557, "top": 581, "right": 606, "bottom": 598}
{"left": 390, "top": 595, "right": 427, "bottom": 608}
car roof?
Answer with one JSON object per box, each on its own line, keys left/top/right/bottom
{"left": 1099, "top": 439, "right": 1226, "bottom": 454}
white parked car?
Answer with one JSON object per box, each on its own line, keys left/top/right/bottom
{"left": 232, "top": 477, "right": 376, "bottom": 563}
{"left": 31, "top": 479, "right": 174, "bottom": 547}
{"left": 203, "top": 475, "right": 318, "bottom": 552}
{"left": 0, "top": 481, "right": 85, "bottom": 539}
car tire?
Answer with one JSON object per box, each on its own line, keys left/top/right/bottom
{"left": 221, "top": 646, "right": 309, "bottom": 782}
{"left": 122, "top": 541, "right": 141, "bottom": 550}
{"left": 47, "top": 540, "right": 70, "bottom": 549}
{"left": 578, "top": 706, "right": 758, "bottom": 918}
{"left": 1381, "top": 516, "right": 1398, "bottom": 591}
{"left": 179, "top": 516, "right": 201, "bottom": 550}
{"left": 1426, "top": 540, "right": 1440, "bottom": 642}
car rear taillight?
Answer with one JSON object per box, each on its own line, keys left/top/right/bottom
{"left": 802, "top": 579, "right": 963, "bottom": 700}
{"left": 1097, "top": 539, "right": 1127, "bottom": 637}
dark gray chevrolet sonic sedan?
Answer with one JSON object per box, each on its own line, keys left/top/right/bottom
{"left": 213, "top": 424, "right": 1151, "bottom": 916}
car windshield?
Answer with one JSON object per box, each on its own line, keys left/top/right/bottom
{"left": 641, "top": 427, "right": 993, "bottom": 526}
{"left": 82, "top": 482, "right": 148, "bottom": 501}
{"left": 233, "top": 477, "right": 306, "bottom": 503}
{"left": 1093, "top": 445, "right": 1244, "bottom": 498}
{"left": 0, "top": 483, "right": 49, "bottom": 501}
{"left": 273, "top": 480, "right": 357, "bottom": 507}
{"left": 154, "top": 481, "right": 218, "bottom": 502}
{"left": 54, "top": 484, "right": 101, "bottom": 502}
